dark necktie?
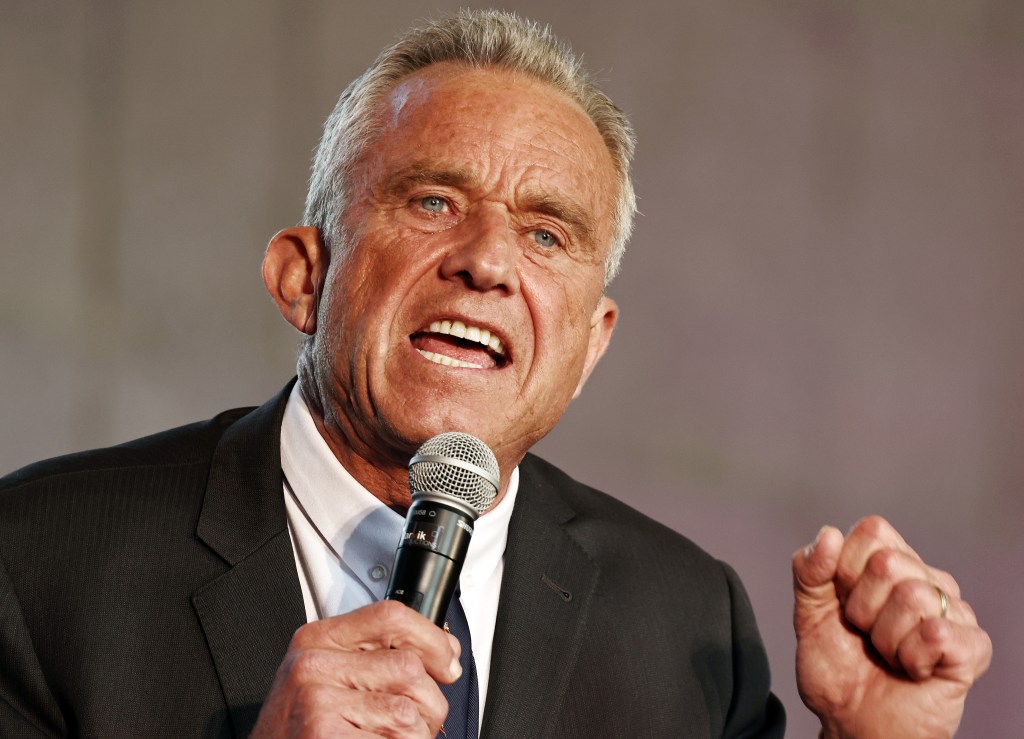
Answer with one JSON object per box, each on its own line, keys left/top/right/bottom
{"left": 438, "top": 595, "right": 479, "bottom": 739}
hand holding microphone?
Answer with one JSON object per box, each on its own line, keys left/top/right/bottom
{"left": 252, "top": 433, "right": 498, "bottom": 738}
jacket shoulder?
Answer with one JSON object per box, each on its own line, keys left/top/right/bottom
{"left": 513, "top": 453, "right": 785, "bottom": 737}
{"left": 0, "top": 406, "right": 256, "bottom": 493}
{"left": 519, "top": 452, "right": 718, "bottom": 564}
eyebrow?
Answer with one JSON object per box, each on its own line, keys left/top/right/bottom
{"left": 380, "top": 162, "right": 599, "bottom": 247}
{"left": 517, "top": 191, "right": 597, "bottom": 247}
{"left": 381, "top": 163, "right": 475, "bottom": 193}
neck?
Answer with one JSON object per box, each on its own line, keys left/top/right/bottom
{"left": 309, "top": 408, "right": 414, "bottom": 513}
{"left": 296, "top": 375, "right": 515, "bottom": 514}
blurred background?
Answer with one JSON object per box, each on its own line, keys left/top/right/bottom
{"left": 2, "top": 1, "right": 1021, "bottom": 735}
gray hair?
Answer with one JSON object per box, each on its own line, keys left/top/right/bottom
{"left": 302, "top": 9, "right": 636, "bottom": 285}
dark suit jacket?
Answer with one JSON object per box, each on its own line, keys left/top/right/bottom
{"left": 0, "top": 384, "right": 784, "bottom": 738}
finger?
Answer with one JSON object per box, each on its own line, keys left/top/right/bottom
{"left": 338, "top": 687, "right": 439, "bottom": 738}
{"left": 895, "top": 616, "right": 993, "bottom": 684}
{"left": 296, "top": 600, "right": 462, "bottom": 683}
{"left": 281, "top": 646, "right": 449, "bottom": 727}
{"left": 793, "top": 525, "right": 844, "bottom": 591}
{"left": 843, "top": 548, "right": 940, "bottom": 631}
{"left": 833, "top": 517, "right": 964, "bottom": 601}
{"left": 269, "top": 650, "right": 447, "bottom": 737}
{"left": 792, "top": 525, "right": 845, "bottom": 634}
{"left": 345, "top": 649, "right": 450, "bottom": 730}
{"left": 872, "top": 581, "right": 982, "bottom": 664}
{"left": 280, "top": 680, "right": 435, "bottom": 739}
{"left": 865, "top": 579, "right": 959, "bottom": 667}
{"left": 833, "top": 516, "right": 918, "bottom": 597}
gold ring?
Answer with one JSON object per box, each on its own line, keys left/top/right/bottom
{"left": 935, "top": 585, "right": 949, "bottom": 619}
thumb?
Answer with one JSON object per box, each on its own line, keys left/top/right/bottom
{"left": 792, "top": 525, "right": 844, "bottom": 633}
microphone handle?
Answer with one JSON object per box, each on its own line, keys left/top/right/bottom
{"left": 386, "top": 497, "right": 475, "bottom": 627}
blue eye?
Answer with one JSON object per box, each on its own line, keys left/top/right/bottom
{"left": 533, "top": 230, "right": 558, "bottom": 248}
{"left": 420, "top": 196, "right": 447, "bottom": 213}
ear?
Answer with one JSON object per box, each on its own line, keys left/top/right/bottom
{"left": 572, "top": 295, "right": 618, "bottom": 399}
{"left": 262, "top": 227, "right": 328, "bottom": 334}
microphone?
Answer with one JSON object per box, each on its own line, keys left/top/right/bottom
{"left": 385, "top": 432, "right": 500, "bottom": 626}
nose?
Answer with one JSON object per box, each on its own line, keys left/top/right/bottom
{"left": 439, "top": 207, "right": 520, "bottom": 294}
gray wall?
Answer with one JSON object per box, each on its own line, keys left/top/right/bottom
{"left": 2, "top": 1, "right": 1021, "bottom": 736}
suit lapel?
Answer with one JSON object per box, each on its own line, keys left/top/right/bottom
{"left": 191, "top": 383, "right": 307, "bottom": 737}
{"left": 481, "top": 457, "right": 600, "bottom": 738}
{"left": 186, "top": 387, "right": 599, "bottom": 737}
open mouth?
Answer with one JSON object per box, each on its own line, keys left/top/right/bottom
{"left": 411, "top": 320, "right": 508, "bottom": 370}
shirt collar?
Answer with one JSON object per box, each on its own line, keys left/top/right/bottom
{"left": 280, "top": 383, "right": 519, "bottom": 601}
{"left": 281, "top": 385, "right": 402, "bottom": 601}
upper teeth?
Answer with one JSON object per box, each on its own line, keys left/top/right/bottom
{"left": 428, "top": 320, "right": 505, "bottom": 355}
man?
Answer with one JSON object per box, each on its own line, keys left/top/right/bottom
{"left": 0, "top": 10, "right": 990, "bottom": 738}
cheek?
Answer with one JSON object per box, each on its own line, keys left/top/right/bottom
{"left": 326, "top": 239, "right": 442, "bottom": 362}
{"left": 317, "top": 261, "right": 387, "bottom": 359}
{"left": 527, "top": 278, "right": 599, "bottom": 375}
{"left": 332, "top": 229, "right": 414, "bottom": 307}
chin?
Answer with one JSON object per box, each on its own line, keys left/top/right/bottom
{"left": 389, "top": 407, "right": 496, "bottom": 449}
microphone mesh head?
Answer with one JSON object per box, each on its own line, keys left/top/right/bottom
{"left": 408, "top": 432, "right": 500, "bottom": 516}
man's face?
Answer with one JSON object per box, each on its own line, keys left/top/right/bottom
{"left": 310, "top": 63, "right": 619, "bottom": 477}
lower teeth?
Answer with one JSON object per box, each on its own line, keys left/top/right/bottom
{"left": 417, "top": 349, "right": 483, "bottom": 369}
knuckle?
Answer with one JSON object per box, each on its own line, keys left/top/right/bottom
{"left": 959, "top": 599, "right": 977, "bottom": 623}
{"left": 378, "top": 693, "right": 420, "bottom": 728}
{"left": 372, "top": 599, "right": 413, "bottom": 631}
{"left": 388, "top": 648, "right": 426, "bottom": 682}
{"left": 978, "top": 630, "right": 994, "bottom": 667}
{"left": 289, "top": 622, "right": 319, "bottom": 650}
{"left": 866, "top": 548, "right": 903, "bottom": 580}
{"left": 362, "top": 597, "right": 413, "bottom": 638}
{"left": 292, "top": 681, "right": 330, "bottom": 713}
{"left": 933, "top": 569, "right": 962, "bottom": 598}
{"left": 288, "top": 649, "right": 324, "bottom": 684}
{"left": 420, "top": 677, "right": 449, "bottom": 721}
{"left": 919, "top": 614, "right": 953, "bottom": 644}
{"left": 890, "top": 579, "right": 925, "bottom": 609}
{"left": 430, "top": 691, "right": 450, "bottom": 726}
{"left": 857, "top": 514, "right": 889, "bottom": 537}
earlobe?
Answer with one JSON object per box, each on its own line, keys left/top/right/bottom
{"left": 572, "top": 295, "right": 618, "bottom": 399}
{"left": 262, "top": 227, "right": 327, "bottom": 335}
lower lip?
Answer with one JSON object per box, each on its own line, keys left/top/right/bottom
{"left": 409, "top": 334, "right": 507, "bottom": 370}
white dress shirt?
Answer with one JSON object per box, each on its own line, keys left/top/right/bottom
{"left": 280, "top": 383, "right": 517, "bottom": 729}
